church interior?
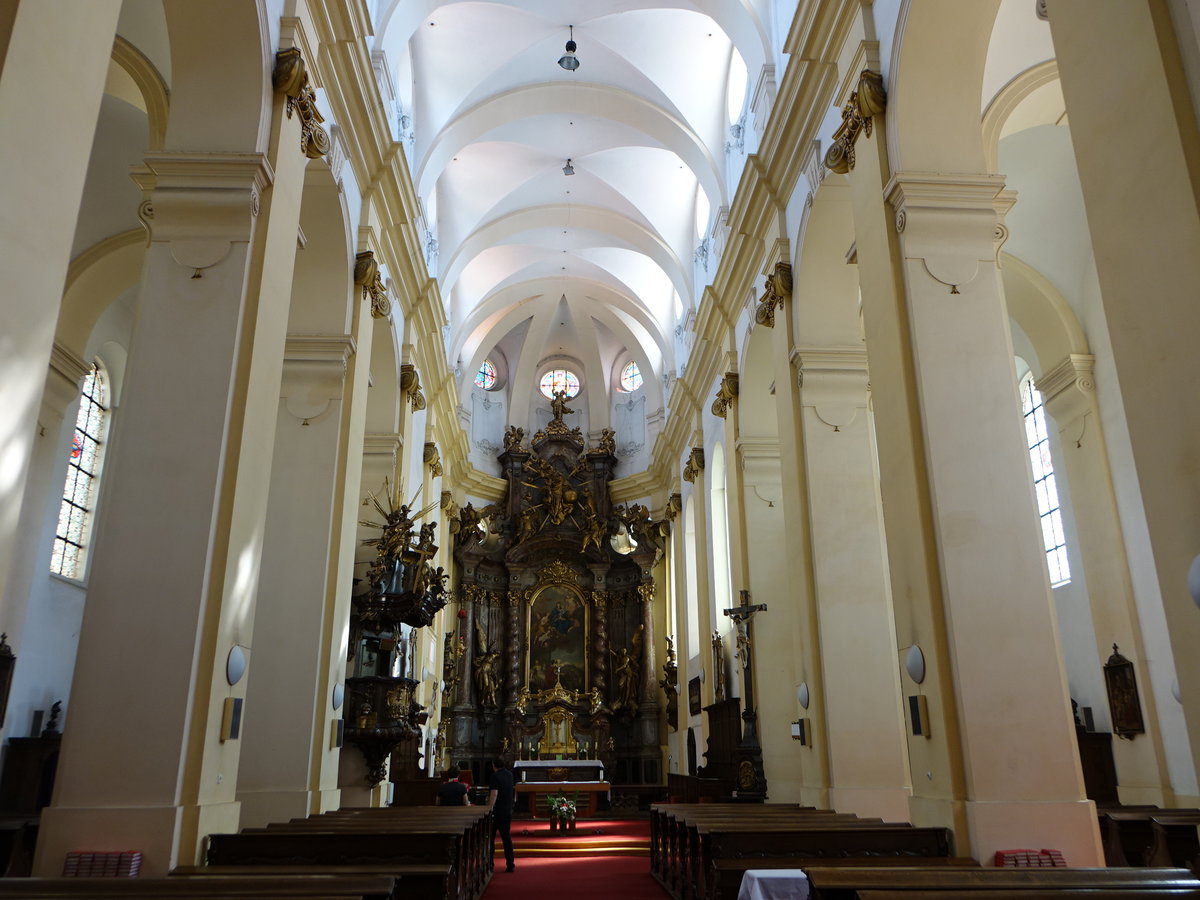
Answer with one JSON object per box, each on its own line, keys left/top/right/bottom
{"left": 2, "top": 0, "right": 1200, "bottom": 892}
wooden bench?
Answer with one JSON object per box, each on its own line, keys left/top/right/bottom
{"left": 1105, "top": 810, "right": 1200, "bottom": 867}
{"left": 709, "top": 857, "right": 977, "bottom": 900}
{"left": 0, "top": 874, "right": 399, "bottom": 899}
{"left": 856, "top": 891, "right": 1200, "bottom": 899}
{"left": 801, "top": 864, "right": 1200, "bottom": 899}
{"left": 1148, "top": 815, "right": 1200, "bottom": 871}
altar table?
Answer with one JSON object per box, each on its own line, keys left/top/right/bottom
{"left": 515, "top": 781, "right": 611, "bottom": 818}
{"left": 513, "top": 759, "right": 605, "bottom": 782}
{"left": 737, "top": 869, "right": 810, "bottom": 900}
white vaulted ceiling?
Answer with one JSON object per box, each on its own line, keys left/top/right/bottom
{"left": 374, "top": 0, "right": 770, "bottom": 437}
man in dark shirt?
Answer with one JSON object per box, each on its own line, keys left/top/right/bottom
{"left": 487, "top": 758, "right": 515, "bottom": 872}
{"left": 436, "top": 770, "right": 470, "bottom": 806}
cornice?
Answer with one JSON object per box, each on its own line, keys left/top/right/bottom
{"left": 1036, "top": 354, "right": 1096, "bottom": 412}
{"left": 284, "top": 334, "right": 357, "bottom": 365}
{"left": 49, "top": 341, "right": 90, "bottom": 386}
{"left": 885, "top": 172, "right": 1010, "bottom": 213}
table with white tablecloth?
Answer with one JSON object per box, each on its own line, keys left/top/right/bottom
{"left": 737, "top": 869, "right": 810, "bottom": 900}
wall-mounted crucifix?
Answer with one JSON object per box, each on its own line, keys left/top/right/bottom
{"left": 723, "top": 589, "right": 768, "bottom": 800}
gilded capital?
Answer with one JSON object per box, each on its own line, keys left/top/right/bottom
{"left": 400, "top": 363, "right": 427, "bottom": 411}
{"left": 682, "top": 447, "right": 705, "bottom": 483}
{"left": 354, "top": 250, "right": 392, "bottom": 319}
{"left": 754, "top": 263, "right": 793, "bottom": 328}
{"left": 664, "top": 492, "right": 682, "bottom": 522}
{"left": 273, "top": 48, "right": 330, "bottom": 159}
{"left": 424, "top": 441, "right": 443, "bottom": 478}
{"left": 712, "top": 372, "right": 740, "bottom": 419}
{"left": 823, "top": 69, "right": 886, "bottom": 174}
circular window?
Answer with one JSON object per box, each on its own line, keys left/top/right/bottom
{"left": 474, "top": 359, "right": 498, "bottom": 390}
{"left": 619, "top": 361, "right": 643, "bottom": 392}
{"left": 539, "top": 368, "right": 580, "bottom": 400}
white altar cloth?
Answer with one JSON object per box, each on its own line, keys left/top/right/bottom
{"left": 737, "top": 869, "right": 810, "bottom": 900}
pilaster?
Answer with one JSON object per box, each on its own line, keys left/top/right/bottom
{"left": 795, "top": 347, "right": 910, "bottom": 821}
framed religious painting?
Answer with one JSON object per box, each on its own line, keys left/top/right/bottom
{"left": 526, "top": 583, "right": 588, "bottom": 691}
{"left": 1103, "top": 644, "right": 1145, "bottom": 738}
{"left": 688, "top": 676, "right": 702, "bottom": 716}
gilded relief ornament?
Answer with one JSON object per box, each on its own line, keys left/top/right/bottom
{"left": 823, "top": 69, "right": 887, "bottom": 175}
{"left": 683, "top": 447, "right": 706, "bottom": 483}
{"left": 503, "top": 425, "right": 525, "bottom": 452}
{"left": 664, "top": 493, "right": 682, "bottom": 522}
{"left": 273, "top": 48, "right": 331, "bottom": 159}
{"left": 424, "top": 442, "right": 443, "bottom": 478}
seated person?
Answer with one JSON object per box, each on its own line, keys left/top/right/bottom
{"left": 456, "top": 760, "right": 474, "bottom": 786}
{"left": 436, "top": 769, "right": 470, "bottom": 806}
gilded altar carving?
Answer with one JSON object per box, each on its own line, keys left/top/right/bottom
{"left": 823, "top": 69, "right": 887, "bottom": 174}
{"left": 754, "top": 262, "right": 793, "bottom": 328}
{"left": 503, "top": 425, "right": 525, "bottom": 451}
{"left": 611, "top": 623, "right": 644, "bottom": 716}
{"left": 353, "top": 250, "right": 392, "bottom": 320}
{"left": 273, "top": 47, "right": 330, "bottom": 159}
{"left": 712, "top": 372, "right": 739, "bottom": 418}
{"left": 537, "top": 559, "right": 579, "bottom": 586}
{"left": 443, "top": 629, "right": 465, "bottom": 696}
{"left": 473, "top": 622, "right": 501, "bottom": 707}
{"left": 660, "top": 635, "right": 679, "bottom": 731}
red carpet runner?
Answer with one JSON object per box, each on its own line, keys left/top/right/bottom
{"left": 483, "top": 819, "right": 667, "bottom": 899}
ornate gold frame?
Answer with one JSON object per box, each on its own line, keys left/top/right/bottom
{"left": 524, "top": 562, "right": 590, "bottom": 691}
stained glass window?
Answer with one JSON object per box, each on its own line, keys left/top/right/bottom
{"left": 51, "top": 365, "right": 108, "bottom": 579}
{"left": 619, "top": 361, "right": 643, "bottom": 392}
{"left": 475, "top": 359, "right": 498, "bottom": 390}
{"left": 539, "top": 368, "right": 580, "bottom": 400}
{"left": 1021, "top": 374, "right": 1070, "bottom": 587}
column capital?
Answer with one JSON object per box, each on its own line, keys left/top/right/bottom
{"left": 42, "top": 342, "right": 92, "bottom": 423}
{"left": 885, "top": 173, "right": 1015, "bottom": 295}
{"left": 1037, "top": 354, "right": 1097, "bottom": 424}
{"left": 281, "top": 335, "right": 356, "bottom": 423}
{"left": 362, "top": 432, "right": 402, "bottom": 461}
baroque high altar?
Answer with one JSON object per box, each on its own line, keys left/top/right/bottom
{"left": 443, "top": 393, "right": 668, "bottom": 784}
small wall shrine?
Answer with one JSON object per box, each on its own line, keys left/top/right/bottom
{"left": 444, "top": 392, "right": 667, "bottom": 784}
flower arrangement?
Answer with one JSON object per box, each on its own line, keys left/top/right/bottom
{"left": 547, "top": 792, "right": 577, "bottom": 823}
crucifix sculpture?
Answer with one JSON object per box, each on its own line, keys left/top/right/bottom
{"left": 724, "top": 589, "right": 768, "bottom": 800}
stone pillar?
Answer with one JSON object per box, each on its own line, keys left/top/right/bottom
{"left": 796, "top": 348, "right": 911, "bottom": 821}
{"left": 1048, "top": 1, "right": 1200, "bottom": 796}
{"left": 0, "top": 1, "right": 121, "bottom": 619}
{"left": 849, "top": 154, "right": 1100, "bottom": 861}
{"left": 459, "top": 586, "right": 478, "bottom": 708}
{"left": 237, "top": 335, "right": 361, "bottom": 827}
{"left": 1038, "top": 355, "right": 1174, "bottom": 804}
{"left": 35, "top": 132, "right": 305, "bottom": 871}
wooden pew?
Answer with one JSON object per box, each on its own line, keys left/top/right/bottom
{"left": 801, "top": 865, "right": 1200, "bottom": 899}
{"left": 856, "top": 891, "right": 1200, "bottom": 899}
{"left": 174, "top": 864, "right": 450, "bottom": 899}
{"left": 1147, "top": 815, "right": 1200, "bottom": 872}
{"left": 708, "top": 857, "right": 978, "bottom": 900}
{"left": 1105, "top": 810, "right": 1200, "bottom": 867}
{"left": 0, "top": 874, "right": 399, "bottom": 899}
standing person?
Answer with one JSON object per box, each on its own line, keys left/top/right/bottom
{"left": 436, "top": 770, "right": 470, "bottom": 806}
{"left": 488, "top": 757, "right": 516, "bottom": 872}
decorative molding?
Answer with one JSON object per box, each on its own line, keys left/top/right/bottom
{"left": 353, "top": 250, "right": 392, "bottom": 319}
{"left": 664, "top": 493, "right": 682, "bottom": 523}
{"left": 536, "top": 560, "right": 579, "bottom": 586}
{"left": 754, "top": 262, "right": 793, "bottom": 328}
{"left": 823, "top": 69, "right": 886, "bottom": 174}
{"left": 110, "top": 36, "right": 169, "bottom": 150}
{"left": 711, "top": 372, "right": 740, "bottom": 418}
{"left": 424, "top": 441, "right": 443, "bottom": 478}
{"left": 682, "top": 447, "right": 705, "bottom": 483}
{"left": 49, "top": 341, "right": 91, "bottom": 388}
{"left": 272, "top": 47, "right": 330, "bottom": 159}
{"left": 400, "top": 363, "right": 427, "bottom": 411}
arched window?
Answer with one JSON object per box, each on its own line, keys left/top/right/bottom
{"left": 474, "top": 358, "right": 498, "bottom": 390}
{"left": 1021, "top": 373, "right": 1070, "bottom": 586}
{"left": 539, "top": 368, "right": 580, "bottom": 400}
{"left": 51, "top": 365, "right": 109, "bottom": 579}
{"left": 618, "top": 361, "right": 643, "bottom": 393}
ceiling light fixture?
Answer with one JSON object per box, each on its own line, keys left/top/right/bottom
{"left": 558, "top": 25, "right": 580, "bottom": 71}
{"left": 562, "top": 159, "right": 575, "bottom": 176}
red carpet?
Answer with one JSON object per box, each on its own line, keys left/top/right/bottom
{"left": 482, "top": 854, "right": 667, "bottom": 899}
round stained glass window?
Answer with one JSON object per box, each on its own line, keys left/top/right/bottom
{"left": 539, "top": 368, "right": 580, "bottom": 400}
{"left": 619, "top": 361, "right": 643, "bottom": 392}
{"left": 474, "top": 359, "right": 498, "bottom": 390}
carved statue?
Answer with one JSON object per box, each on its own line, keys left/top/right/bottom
{"left": 474, "top": 621, "right": 501, "bottom": 708}
{"left": 595, "top": 427, "right": 616, "bottom": 455}
{"left": 443, "top": 629, "right": 465, "bottom": 696}
{"left": 503, "top": 425, "right": 525, "bottom": 452}
{"left": 712, "top": 631, "right": 728, "bottom": 702}
{"left": 611, "top": 624, "right": 644, "bottom": 716}
{"left": 550, "top": 389, "right": 574, "bottom": 423}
